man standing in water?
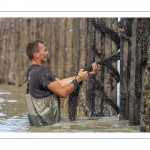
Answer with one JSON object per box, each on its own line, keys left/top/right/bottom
{"left": 26, "top": 40, "right": 100, "bottom": 126}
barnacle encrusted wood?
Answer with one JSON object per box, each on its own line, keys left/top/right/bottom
{"left": 68, "top": 20, "right": 121, "bottom": 121}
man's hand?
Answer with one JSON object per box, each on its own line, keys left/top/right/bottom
{"left": 89, "top": 62, "right": 100, "bottom": 75}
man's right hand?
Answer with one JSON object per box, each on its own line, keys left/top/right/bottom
{"left": 77, "top": 69, "right": 89, "bottom": 82}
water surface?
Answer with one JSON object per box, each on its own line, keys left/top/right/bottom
{"left": 0, "top": 84, "right": 140, "bottom": 133}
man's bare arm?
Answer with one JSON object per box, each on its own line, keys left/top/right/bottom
{"left": 55, "top": 76, "right": 76, "bottom": 86}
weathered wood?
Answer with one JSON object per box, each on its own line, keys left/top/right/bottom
{"left": 72, "top": 18, "right": 80, "bottom": 75}
{"left": 58, "top": 18, "right": 66, "bottom": 79}
{"left": 4, "top": 19, "right": 10, "bottom": 85}
{"left": 139, "top": 19, "right": 150, "bottom": 131}
{"left": 140, "top": 41, "right": 150, "bottom": 131}
{"left": 86, "top": 18, "right": 95, "bottom": 116}
{"left": 50, "top": 18, "right": 56, "bottom": 76}
{"left": 77, "top": 18, "right": 88, "bottom": 116}
{"left": 65, "top": 18, "right": 73, "bottom": 77}
{"left": 8, "top": 18, "right": 16, "bottom": 84}
{"left": 0, "top": 19, "right": 6, "bottom": 84}
{"left": 63, "top": 18, "right": 74, "bottom": 113}
{"left": 57, "top": 18, "right": 66, "bottom": 109}
{"left": 103, "top": 18, "right": 112, "bottom": 116}
{"left": 111, "top": 18, "right": 118, "bottom": 115}
{"left": 120, "top": 37, "right": 130, "bottom": 120}
{"left": 44, "top": 18, "right": 50, "bottom": 69}
{"left": 94, "top": 18, "right": 104, "bottom": 116}
{"left": 23, "top": 18, "right": 30, "bottom": 75}
{"left": 15, "top": 18, "right": 21, "bottom": 86}
{"left": 128, "top": 18, "right": 140, "bottom": 125}
{"left": 19, "top": 18, "right": 26, "bottom": 86}
{"left": 0, "top": 19, "right": 2, "bottom": 83}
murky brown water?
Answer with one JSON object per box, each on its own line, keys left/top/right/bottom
{"left": 0, "top": 84, "right": 140, "bottom": 133}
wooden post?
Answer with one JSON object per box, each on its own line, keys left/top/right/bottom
{"left": 139, "top": 19, "right": 150, "bottom": 131}
{"left": 103, "top": 18, "right": 112, "bottom": 116}
{"left": 120, "top": 36, "right": 130, "bottom": 120}
{"left": 111, "top": 18, "right": 118, "bottom": 115}
{"left": 65, "top": 18, "right": 73, "bottom": 77}
{"left": 57, "top": 18, "right": 67, "bottom": 109}
{"left": 8, "top": 18, "right": 16, "bottom": 84}
{"left": 50, "top": 18, "right": 57, "bottom": 76}
{"left": 64, "top": 18, "right": 74, "bottom": 113}
{"left": 128, "top": 18, "right": 140, "bottom": 125}
{"left": 86, "top": 18, "right": 95, "bottom": 116}
{"left": 77, "top": 18, "right": 88, "bottom": 116}
{"left": 94, "top": 18, "right": 105, "bottom": 116}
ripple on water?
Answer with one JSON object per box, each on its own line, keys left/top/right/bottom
{"left": 0, "top": 92, "right": 11, "bottom": 95}
{"left": 0, "top": 113, "right": 7, "bottom": 116}
{"left": 0, "top": 97, "right": 5, "bottom": 103}
{"left": 7, "top": 99, "right": 18, "bottom": 103}
{"left": 0, "top": 118, "right": 29, "bottom": 132}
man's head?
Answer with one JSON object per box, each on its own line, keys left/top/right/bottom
{"left": 26, "top": 40, "right": 44, "bottom": 60}
{"left": 26, "top": 40, "right": 49, "bottom": 64}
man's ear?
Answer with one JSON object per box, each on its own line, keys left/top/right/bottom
{"left": 34, "top": 52, "right": 39, "bottom": 58}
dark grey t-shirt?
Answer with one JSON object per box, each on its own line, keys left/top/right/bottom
{"left": 26, "top": 64, "right": 56, "bottom": 98}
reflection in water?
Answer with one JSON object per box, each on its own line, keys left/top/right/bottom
{"left": 0, "top": 84, "right": 140, "bottom": 133}
{"left": 0, "top": 92, "right": 11, "bottom": 95}
{"left": 7, "top": 100, "right": 18, "bottom": 103}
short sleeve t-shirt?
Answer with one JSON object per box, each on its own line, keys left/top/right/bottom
{"left": 26, "top": 64, "right": 56, "bottom": 98}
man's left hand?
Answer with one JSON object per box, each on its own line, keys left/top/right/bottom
{"left": 89, "top": 62, "right": 100, "bottom": 75}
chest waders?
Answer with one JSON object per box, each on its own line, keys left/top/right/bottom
{"left": 26, "top": 93, "right": 61, "bottom": 126}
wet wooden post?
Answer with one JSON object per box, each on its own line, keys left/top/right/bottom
{"left": 47, "top": 18, "right": 53, "bottom": 70}
{"left": 22, "top": 18, "right": 30, "bottom": 78}
{"left": 103, "top": 18, "right": 112, "bottom": 116}
{"left": 57, "top": 18, "right": 66, "bottom": 79}
{"left": 119, "top": 18, "right": 130, "bottom": 120}
{"left": 139, "top": 19, "right": 150, "bottom": 131}
{"left": 8, "top": 18, "right": 17, "bottom": 85}
{"left": 65, "top": 18, "right": 73, "bottom": 77}
{"left": 111, "top": 18, "right": 118, "bottom": 115}
{"left": 44, "top": 18, "right": 51, "bottom": 68}
{"left": 77, "top": 18, "right": 88, "bottom": 116}
{"left": 0, "top": 19, "right": 2, "bottom": 83}
{"left": 50, "top": 18, "right": 57, "bottom": 76}
{"left": 18, "top": 18, "right": 26, "bottom": 86}
{"left": 120, "top": 38, "right": 130, "bottom": 120}
{"left": 5, "top": 18, "right": 10, "bottom": 85}
{"left": 94, "top": 18, "right": 104, "bottom": 116}
{"left": 0, "top": 19, "right": 9, "bottom": 84}
{"left": 140, "top": 39, "right": 150, "bottom": 132}
{"left": 39, "top": 18, "right": 46, "bottom": 41}
{"left": 55, "top": 19, "right": 60, "bottom": 76}
{"left": 128, "top": 18, "right": 141, "bottom": 125}
{"left": 86, "top": 18, "right": 95, "bottom": 116}
{"left": 57, "top": 18, "right": 66, "bottom": 109}
{"left": 0, "top": 19, "right": 5, "bottom": 83}
{"left": 63, "top": 18, "right": 73, "bottom": 112}
{"left": 72, "top": 18, "right": 80, "bottom": 75}
{"left": 15, "top": 18, "right": 22, "bottom": 86}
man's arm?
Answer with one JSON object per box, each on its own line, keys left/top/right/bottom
{"left": 56, "top": 62, "right": 100, "bottom": 86}
{"left": 46, "top": 73, "right": 84, "bottom": 98}
{"left": 55, "top": 76, "right": 76, "bottom": 86}
{"left": 46, "top": 80, "right": 75, "bottom": 98}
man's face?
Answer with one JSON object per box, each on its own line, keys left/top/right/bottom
{"left": 37, "top": 43, "right": 49, "bottom": 63}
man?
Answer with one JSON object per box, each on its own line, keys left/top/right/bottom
{"left": 26, "top": 40, "right": 100, "bottom": 126}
